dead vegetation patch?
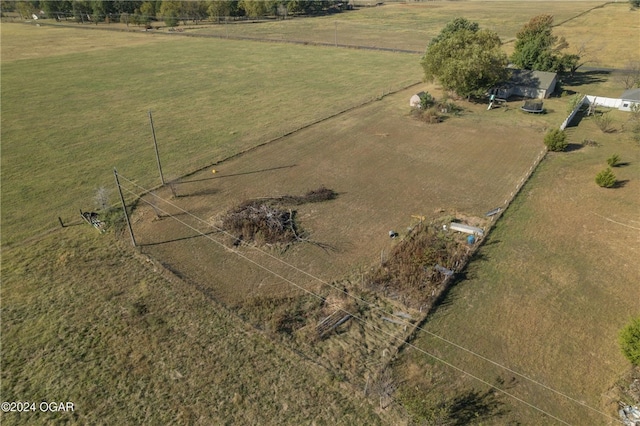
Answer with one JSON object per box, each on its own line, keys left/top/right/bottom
{"left": 366, "top": 219, "right": 474, "bottom": 308}
{"left": 220, "top": 186, "right": 337, "bottom": 247}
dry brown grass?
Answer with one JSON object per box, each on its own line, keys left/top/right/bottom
{"left": 394, "top": 104, "right": 640, "bottom": 424}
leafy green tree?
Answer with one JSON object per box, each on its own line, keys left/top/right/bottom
{"left": 595, "top": 167, "right": 617, "bottom": 188}
{"left": 159, "top": 0, "right": 180, "bottom": 26}
{"left": 429, "top": 17, "right": 479, "bottom": 46}
{"left": 511, "top": 14, "right": 578, "bottom": 73}
{"left": 421, "top": 20, "right": 508, "bottom": 99}
{"left": 630, "top": 0, "right": 640, "bottom": 7}
{"left": 138, "top": 0, "right": 155, "bottom": 23}
{"left": 40, "top": 0, "right": 72, "bottom": 19}
{"left": 239, "top": 0, "right": 275, "bottom": 18}
{"left": 566, "top": 93, "right": 583, "bottom": 114}
{"left": 543, "top": 128, "right": 567, "bottom": 151}
{"left": 15, "top": 0, "right": 37, "bottom": 19}
{"left": 619, "top": 317, "right": 640, "bottom": 366}
{"left": 181, "top": 0, "right": 207, "bottom": 24}
{"left": 72, "top": 0, "right": 92, "bottom": 22}
{"left": 207, "top": 0, "right": 238, "bottom": 21}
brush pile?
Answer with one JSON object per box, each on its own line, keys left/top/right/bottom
{"left": 220, "top": 186, "right": 337, "bottom": 246}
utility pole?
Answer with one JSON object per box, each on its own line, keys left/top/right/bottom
{"left": 148, "top": 110, "right": 165, "bottom": 185}
{"left": 113, "top": 168, "right": 137, "bottom": 247}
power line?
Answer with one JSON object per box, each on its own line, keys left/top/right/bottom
{"left": 115, "top": 173, "right": 622, "bottom": 425}
{"left": 116, "top": 182, "right": 571, "bottom": 425}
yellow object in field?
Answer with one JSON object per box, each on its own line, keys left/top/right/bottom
{"left": 212, "top": 169, "right": 217, "bottom": 174}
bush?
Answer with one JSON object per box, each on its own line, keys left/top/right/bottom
{"left": 566, "top": 93, "right": 583, "bottom": 114}
{"left": 595, "top": 168, "right": 617, "bottom": 188}
{"left": 419, "top": 92, "right": 435, "bottom": 110}
{"left": 544, "top": 129, "right": 567, "bottom": 151}
{"left": 620, "top": 317, "right": 640, "bottom": 366}
{"left": 607, "top": 154, "right": 621, "bottom": 167}
{"left": 593, "top": 112, "right": 614, "bottom": 133}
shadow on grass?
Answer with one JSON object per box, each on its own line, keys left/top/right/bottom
{"left": 449, "top": 389, "right": 508, "bottom": 426}
{"left": 614, "top": 179, "right": 630, "bottom": 188}
{"left": 139, "top": 230, "right": 219, "bottom": 247}
{"left": 564, "top": 143, "right": 584, "bottom": 152}
{"left": 172, "top": 188, "right": 220, "bottom": 197}
{"left": 614, "top": 162, "right": 631, "bottom": 167}
{"left": 564, "top": 70, "right": 610, "bottom": 87}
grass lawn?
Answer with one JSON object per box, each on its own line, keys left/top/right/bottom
{"left": 1, "top": 23, "right": 421, "bottom": 245}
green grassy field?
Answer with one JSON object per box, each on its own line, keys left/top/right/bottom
{"left": 1, "top": 23, "right": 421, "bottom": 245}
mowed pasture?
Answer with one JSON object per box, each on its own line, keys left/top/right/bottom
{"left": 0, "top": 23, "right": 421, "bottom": 245}
{"left": 191, "top": 1, "right": 637, "bottom": 68}
{"left": 131, "top": 85, "right": 547, "bottom": 305}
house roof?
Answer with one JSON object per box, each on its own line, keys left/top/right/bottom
{"left": 507, "top": 69, "right": 557, "bottom": 90}
{"left": 621, "top": 88, "right": 640, "bottom": 101}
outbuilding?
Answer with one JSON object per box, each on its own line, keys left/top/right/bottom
{"left": 410, "top": 91, "right": 426, "bottom": 108}
{"left": 619, "top": 88, "right": 640, "bottom": 112}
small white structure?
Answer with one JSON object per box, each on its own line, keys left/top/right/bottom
{"left": 410, "top": 91, "right": 425, "bottom": 108}
{"left": 448, "top": 222, "right": 484, "bottom": 236}
{"left": 619, "top": 88, "right": 640, "bottom": 112}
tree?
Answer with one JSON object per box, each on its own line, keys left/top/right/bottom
{"left": 607, "top": 154, "right": 621, "bottom": 167}
{"left": 595, "top": 167, "right": 617, "bottom": 188}
{"left": 181, "top": 0, "right": 207, "bottom": 24}
{"left": 421, "top": 20, "right": 508, "bottom": 99}
{"left": 40, "top": 0, "right": 72, "bottom": 20}
{"left": 566, "top": 93, "right": 583, "bottom": 114}
{"left": 159, "top": 0, "right": 180, "bottom": 27}
{"left": 207, "top": 0, "right": 238, "bottom": 21}
{"left": 619, "top": 317, "right": 640, "bottom": 366}
{"left": 429, "top": 17, "right": 479, "bottom": 46}
{"left": 615, "top": 61, "right": 640, "bottom": 90}
{"left": 239, "top": 0, "right": 275, "bottom": 18}
{"left": 543, "top": 128, "right": 567, "bottom": 151}
{"left": 138, "top": 0, "right": 156, "bottom": 24}
{"left": 630, "top": 0, "right": 640, "bottom": 8}
{"left": 15, "top": 0, "right": 37, "bottom": 19}
{"left": 511, "top": 14, "right": 579, "bottom": 73}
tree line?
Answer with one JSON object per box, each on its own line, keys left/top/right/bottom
{"left": 1, "top": 1, "right": 347, "bottom": 26}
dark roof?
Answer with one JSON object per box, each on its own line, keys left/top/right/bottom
{"left": 621, "top": 88, "right": 640, "bottom": 101}
{"left": 507, "top": 69, "right": 557, "bottom": 90}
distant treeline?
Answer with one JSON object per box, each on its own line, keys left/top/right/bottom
{"left": 0, "top": 1, "right": 351, "bottom": 25}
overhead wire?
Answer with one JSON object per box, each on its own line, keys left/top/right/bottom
{"left": 115, "top": 172, "right": 622, "bottom": 425}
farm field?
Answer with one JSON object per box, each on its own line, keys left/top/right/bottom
{"left": 0, "top": 23, "right": 421, "bottom": 245}
{"left": 1, "top": 3, "right": 640, "bottom": 425}
{"left": 188, "top": 1, "right": 636, "bottom": 68}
